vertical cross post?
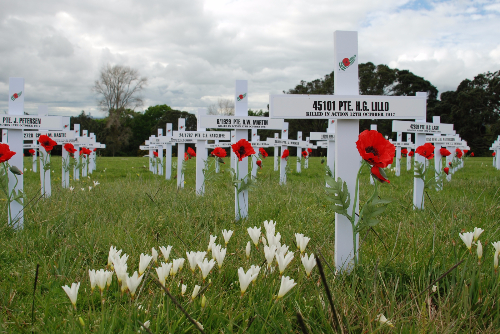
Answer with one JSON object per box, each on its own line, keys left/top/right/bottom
{"left": 279, "top": 122, "right": 288, "bottom": 185}
{"left": 326, "top": 120, "right": 335, "bottom": 177}
{"left": 196, "top": 108, "right": 207, "bottom": 196}
{"left": 395, "top": 132, "right": 402, "bottom": 176}
{"left": 177, "top": 118, "right": 186, "bottom": 188}
{"left": 406, "top": 134, "right": 412, "bottom": 171}
{"left": 251, "top": 128, "right": 258, "bottom": 178}
{"left": 165, "top": 123, "right": 173, "bottom": 180}
{"left": 296, "top": 131, "right": 302, "bottom": 173}
{"left": 234, "top": 80, "right": 249, "bottom": 220}
{"left": 157, "top": 128, "right": 164, "bottom": 176}
{"left": 274, "top": 133, "right": 279, "bottom": 171}
{"left": 73, "top": 124, "right": 80, "bottom": 180}
{"left": 413, "top": 118, "right": 426, "bottom": 210}
{"left": 305, "top": 136, "right": 310, "bottom": 169}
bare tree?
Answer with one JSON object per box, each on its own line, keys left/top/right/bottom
{"left": 92, "top": 64, "right": 148, "bottom": 112}
{"left": 207, "top": 98, "right": 235, "bottom": 116}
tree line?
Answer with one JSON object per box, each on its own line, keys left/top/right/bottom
{"left": 67, "top": 63, "right": 499, "bottom": 157}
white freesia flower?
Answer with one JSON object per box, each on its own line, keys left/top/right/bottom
{"left": 277, "top": 276, "right": 297, "bottom": 299}
{"left": 473, "top": 227, "right": 484, "bottom": 242}
{"left": 181, "top": 284, "right": 187, "bottom": 296}
{"left": 432, "top": 285, "right": 437, "bottom": 293}
{"left": 267, "top": 232, "right": 281, "bottom": 248}
{"left": 62, "top": 282, "right": 80, "bottom": 309}
{"left": 250, "top": 265, "right": 261, "bottom": 282}
{"left": 276, "top": 244, "right": 289, "bottom": 257}
{"left": 171, "top": 258, "right": 185, "bottom": 276}
{"left": 88, "top": 186, "right": 92, "bottom": 191}
{"left": 246, "top": 242, "right": 251, "bottom": 259}
{"left": 159, "top": 245, "right": 172, "bottom": 262}
{"left": 276, "top": 251, "right": 294, "bottom": 275}
{"left": 477, "top": 240, "right": 483, "bottom": 262}
{"left": 222, "top": 229, "right": 233, "bottom": 245}
{"left": 152, "top": 247, "right": 158, "bottom": 264}
{"left": 108, "top": 246, "right": 122, "bottom": 267}
{"left": 264, "top": 245, "right": 277, "bottom": 268}
{"left": 156, "top": 262, "right": 172, "bottom": 287}
{"left": 238, "top": 267, "right": 259, "bottom": 296}
{"left": 213, "top": 245, "right": 227, "bottom": 269}
{"left": 106, "top": 270, "right": 113, "bottom": 287}
{"left": 376, "top": 314, "right": 394, "bottom": 327}
{"left": 191, "top": 285, "right": 201, "bottom": 300}
{"left": 139, "top": 253, "right": 153, "bottom": 276}
{"left": 127, "top": 271, "right": 143, "bottom": 298}
{"left": 89, "top": 269, "right": 96, "bottom": 292}
{"left": 459, "top": 232, "right": 474, "bottom": 251}
{"left": 298, "top": 235, "right": 310, "bottom": 253}
{"left": 295, "top": 233, "right": 304, "bottom": 250}
{"left": 261, "top": 236, "right": 267, "bottom": 247}
{"left": 197, "top": 258, "right": 216, "bottom": 280}
{"left": 247, "top": 227, "right": 261, "bottom": 247}
{"left": 114, "top": 262, "right": 128, "bottom": 285}
{"left": 263, "top": 220, "right": 276, "bottom": 236}
{"left": 69, "top": 186, "right": 74, "bottom": 191}
{"left": 81, "top": 188, "right": 85, "bottom": 191}
{"left": 187, "top": 251, "right": 205, "bottom": 273}
{"left": 301, "top": 253, "right": 317, "bottom": 277}
{"left": 95, "top": 269, "right": 110, "bottom": 293}
{"left": 93, "top": 181, "right": 100, "bottom": 186}
{"left": 207, "top": 235, "right": 217, "bottom": 252}
{"left": 492, "top": 241, "right": 500, "bottom": 255}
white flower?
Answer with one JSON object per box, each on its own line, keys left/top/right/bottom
{"left": 276, "top": 251, "right": 294, "bottom": 275}
{"left": 294, "top": 233, "right": 304, "bottom": 250}
{"left": 276, "top": 244, "right": 289, "bottom": 257}
{"left": 261, "top": 236, "right": 267, "bottom": 247}
{"left": 207, "top": 235, "right": 217, "bottom": 252}
{"left": 197, "top": 258, "right": 216, "bottom": 280}
{"left": 95, "top": 269, "right": 110, "bottom": 293}
{"left": 194, "top": 321, "right": 204, "bottom": 330}
{"left": 250, "top": 265, "right": 261, "bottom": 282}
{"left": 108, "top": 246, "right": 122, "bottom": 267}
{"left": 376, "top": 314, "right": 394, "bottom": 327}
{"left": 159, "top": 246, "right": 172, "bottom": 262}
{"left": 156, "top": 262, "right": 172, "bottom": 287}
{"left": 69, "top": 186, "right": 74, "bottom": 191}
{"left": 264, "top": 245, "right": 277, "bottom": 268}
{"left": 473, "top": 227, "right": 484, "bottom": 242}
{"left": 181, "top": 284, "right": 187, "bottom": 296}
{"left": 247, "top": 227, "right": 261, "bottom": 247}
{"left": 238, "top": 267, "right": 259, "bottom": 296}
{"left": 93, "top": 181, "right": 100, "bottom": 186}
{"left": 492, "top": 241, "right": 500, "bottom": 255}
{"left": 139, "top": 253, "right": 153, "bottom": 276}
{"left": 301, "top": 253, "right": 317, "bottom": 277}
{"left": 263, "top": 220, "right": 276, "bottom": 236}
{"left": 62, "top": 282, "right": 80, "bottom": 309}
{"left": 267, "top": 232, "right": 281, "bottom": 248}
{"left": 213, "top": 245, "right": 227, "bottom": 269}
{"left": 152, "top": 247, "right": 158, "bottom": 264}
{"left": 277, "top": 276, "right": 297, "bottom": 299}
{"left": 120, "top": 277, "right": 128, "bottom": 293}
{"left": 89, "top": 269, "right": 96, "bottom": 292}
{"left": 81, "top": 188, "right": 85, "bottom": 191}
{"left": 298, "top": 235, "right": 310, "bottom": 253}
{"left": 106, "top": 271, "right": 113, "bottom": 287}
{"left": 222, "top": 229, "right": 233, "bottom": 245}
{"left": 246, "top": 242, "right": 251, "bottom": 259}
{"left": 187, "top": 251, "right": 205, "bottom": 273}
{"left": 171, "top": 258, "right": 185, "bottom": 276}
{"left": 88, "top": 186, "right": 92, "bottom": 191}
{"left": 191, "top": 285, "right": 201, "bottom": 300}
{"left": 495, "top": 253, "right": 499, "bottom": 270}
{"left": 459, "top": 232, "right": 474, "bottom": 251}
{"left": 143, "top": 320, "right": 150, "bottom": 329}
{"left": 432, "top": 285, "right": 437, "bottom": 293}
{"left": 477, "top": 240, "right": 483, "bottom": 262}
{"left": 127, "top": 271, "right": 143, "bottom": 298}
{"left": 114, "top": 262, "right": 128, "bottom": 285}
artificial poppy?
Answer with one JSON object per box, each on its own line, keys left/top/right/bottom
{"left": 28, "top": 149, "right": 35, "bottom": 155}
{"left": 256, "top": 160, "right": 262, "bottom": 169}
{"left": 184, "top": 152, "right": 189, "bottom": 161}
{"left": 80, "top": 147, "right": 91, "bottom": 157}
{"left": 471, "top": 152, "right": 474, "bottom": 157}
{"left": 259, "top": 147, "right": 268, "bottom": 158}
{"left": 307, "top": 148, "right": 312, "bottom": 153}
{"left": 64, "top": 143, "right": 77, "bottom": 154}
{"left": 439, "top": 147, "right": 451, "bottom": 157}
{"left": 0, "top": 143, "right": 16, "bottom": 163}
{"left": 302, "top": 151, "right": 308, "bottom": 158}
{"left": 408, "top": 151, "right": 414, "bottom": 157}
{"left": 38, "top": 135, "right": 57, "bottom": 152}
{"left": 232, "top": 139, "right": 255, "bottom": 161}
{"left": 370, "top": 166, "right": 390, "bottom": 183}
{"left": 444, "top": 167, "right": 449, "bottom": 175}
{"left": 187, "top": 147, "right": 196, "bottom": 158}
{"left": 211, "top": 147, "right": 227, "bottom": 158}
{"left": 416, "top": 143, "right": 435, "bottom": 160}
{"left": 493, "top": 152, "right": 496, "bottom": 157}
{"left": 463, "top": 150, "right": 468, "bottom": 155}
{"left": 93, "top": 148, "right": 97, "bottom": 152}
{"left": 449, "top": 162, "right": 452, "bottom": 166}
{"left": 401, "top": 148, "right": 408, "bottom": 157}
{"left": 153, "top": 152, "right": 158, "bottom": 157}
{"left": 356, "top": 130, "right": 395, "bottom": 168}
{"left": 281, "top": 149, "right": 289, "bottom": 159}
{"left": 456, "top": 148, "right": 463, "bottom": 158}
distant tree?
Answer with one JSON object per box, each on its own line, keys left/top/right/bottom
{"left": 207, "top": 98, "right": 235, "bottom": 115}
{"left": 92, "top": 64, "right": 148, "bottom": 113}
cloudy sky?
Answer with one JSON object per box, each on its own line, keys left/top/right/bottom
{"left": 0, "top": 0, "right": 499, "bottom": 117}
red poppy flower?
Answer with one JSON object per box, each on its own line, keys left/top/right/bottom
{"left": 470, "top": 152, "right": 474, "bottom": 157}
{"left": 463, "top": 150, "right": 468, "bottom": 155}
{"left": 307, "top": 148, "right": 312, "bottom": 153}
{"left": 493, "top": 152, "right": 496, "bottom": 157}
{"left": 13, "top": 93, "right": 18, "bottom": 99}
{"left": 184, "top": 152, "right": 189, "bottom": 161}
{"left": 93, "top": 148, "right": 97, "bottom": 152}
{"left": 439, "top": 147, "right": 451, "bottom": 157}
{"left": 416, "top": 143, "right": 435, "bottom": 160}
{"left": 370, "top": 166, "right": 390, "bottom": 183}
{"left": 281, "top": 149, "right": 289, "bottom": 159}
{"left": 28, "top": 149, "right": 35, "bottom": 155}
{"left": 211, "top": 147, "right": 227, "bottom": 158}
{"left": 232, "top": 139, "right": 255, "bottom": 161}
{"left": 444, "top": 167, "right": 449, "bottom": 175}
{"left": 153, "top": 152, "right": 158, "bottom": 157}
{"left": 0, "top": 143, "right": 16, "bottom": 163}
{"left": 80, "top": 147, "right": 92, "bottom": 157}
{"left": 64, "top": 143, "right": 77, "bottom": 154}
{"left": 302, "top": 150, "right": 308, "bottom": 158}
{"left": 455, "top": 148, "right": 463, "bottom": 158}
{"left": 256, "top": 160, "right": 262, "bottom": 169}
{"left": 342, "top": 58, "right": 350, "bottom": 66}
{"left": 408, "top": 151, "right": 414, "bottom": 157}
{"left": 239, "top": 94, "right": 244, "bottom": 100}
{"left": 401, "top": 148, "right": 408, "bottom": 157}
{"left": 187, "top": 147, "right": 196, "bottom": 158}
{"left": 356, "top": 130, "right": 395, "bottom": 168}
{"left": 449, "top": 162, "right": 452, "bottom": 166}
{"left": 38, "top": 134, "right": 57, "bottom": 152}
{"left": 259, "top": 147, "right": 268, "bottom": 158}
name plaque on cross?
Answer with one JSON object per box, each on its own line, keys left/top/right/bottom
{"left": 24, "top": 131, "right": 76, "bottom": 143}
{"left": 392, "top": 121, "right": 454, "bottom": 134}
{"left": 310, "top": 132, "right": 335, "bottom": 141}
{"left": 270, "top": 94, "right": 426, "bottom": 119}
{"left": 389, "top": 140, "right": 414, "bottom": 148}
{"left": 1, "top": 116, "right": 62, "bottom": 129}
{"left": 172, "top": 131, "right": 230, "bottom": 140}
{"left": 206, "top": 143, "right": 232, "bottom": 149}
{"left": 199, "top": 116, "right": 284, "bottom": 129}
{"left": 425, "top": 135, "right": 460, "bottom": 143}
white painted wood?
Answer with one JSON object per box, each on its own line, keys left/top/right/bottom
{"left": 37, "top": 106, "right": 51, "bottom": 198}
{"left": 432, "top": 116, "right": 442, "bottom": 190}
{"left": 274, "top": 133, "right": 279, "bottom": 171}
{"left": 395, "top": 132, "right": 402, "bottom": 176}
{"left": 305, "top": 136, "right": 310, "bottom": 169}
{"left": 234, "top": 80, "right": 249, "bottom": 220}
{"left": 196, "top": 108, "right": 208, "bottom": 196}
{"left": 81, "top": 130, "right": 88, "bottom": 177}
{"left": 165, "top": 123, "right": 173, "bottom": 180}
{"left": 251, "top": 128, "right": 258, "bottom": 178}
{"left": 73, "top": 124, "right": 80, "bottom": 180}
{"left": 157, "top": 128, "right": 163, "bottom": 176}
{"left": 296, "top": 131, "right": 302, "bottom": 173}
{"left": 326, "top": 120, "right": 335, "bottom": 178}
{"left": 231, "top": 130, "right": 236, "bottom": 170}
{"left": 413, "top": 108, "right": 427, "bottom": 210}
{"left": 279, "top": 122, "right": 288, "bottom": 185}
{"left": 406, "top": 134, "right": 412, "bottom": 171}
{"left": 177, "top": 118, "right": 186, "bottom": 189}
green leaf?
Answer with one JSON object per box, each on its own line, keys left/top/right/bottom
{"left": 325, "top": 175, "right": 351, "bottom": 220}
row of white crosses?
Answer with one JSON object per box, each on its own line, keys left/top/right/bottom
{"left": 269, "top": 31, "right": 428, "bottom": 271}
{"left": 491, "top": 136, "right": 500, "bottom": 169}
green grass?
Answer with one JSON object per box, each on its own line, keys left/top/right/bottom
{"left": 0, "top": 155, "right": 499, "bottom": 333}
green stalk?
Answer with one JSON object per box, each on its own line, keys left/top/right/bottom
{"left": 350, "top": 162, "right": 366, "bottom": 266}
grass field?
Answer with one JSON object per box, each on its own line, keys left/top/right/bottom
{"left": 0, "top": 155, "right": 499, "bottom": 333}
